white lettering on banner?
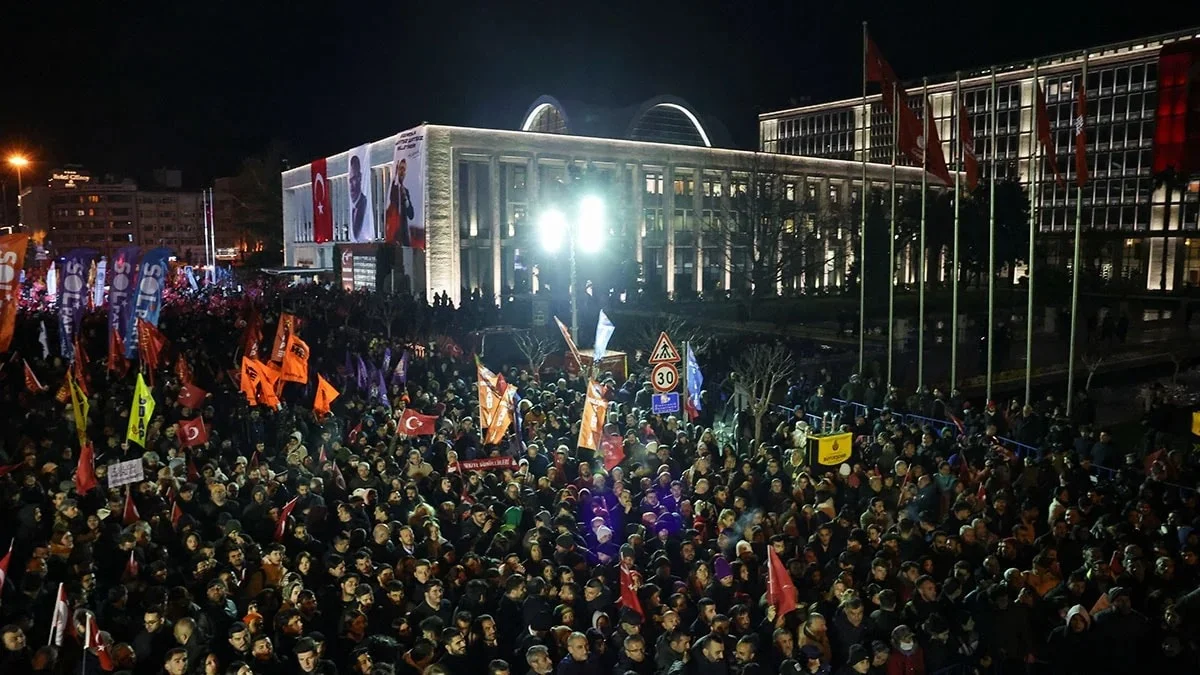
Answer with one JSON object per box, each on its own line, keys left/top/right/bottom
{"left": 0, "top": 251, "right": 17, "bottom": 302}
{"left": 107, "top": 459, "right": 144, "bottom": 488}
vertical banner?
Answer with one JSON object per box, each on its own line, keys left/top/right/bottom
{"left": 108, "top": 247, "right": 139, "bottom": 354}
{"left": 386, "top": 128, "right": 425, "bottom": 249}
{"left": 577, "top": 380, "right": 609, "bottom": 451}
{"left": 126, "top": 373, "right": 155, "bottom": 448}
{"left": 0, "top": 234, "right": 29, "bottom": 352}
{"left": 270, "top": 313, "right": 297, "bottom": 363}
{"left": 311, "top": 157, "right": 334, "bottom": 244}
{"left": 46, "top": 262, "right": 57, "bottom": 301}
{"left": 59, "top": 249, "right": 97, "bottom": 361}
{"left": 593, "top": 310, "right": 615, "bottom": 362}
{"left": 124, "top": 247, "right": 171, "bottom": 357}
{"left": 347, "top": 144, "right": 375, "bottom": 242}
{"left": 92, "top": 257, "right": 107, "bottom": 309}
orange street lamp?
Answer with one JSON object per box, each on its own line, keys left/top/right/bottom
{"left": 7, "top": 155, "right": 29, "bottom": 229}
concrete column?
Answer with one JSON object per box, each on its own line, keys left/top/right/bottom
{"left": 720, "top": 171, "right": 732, "bottom": 292}
{"left": 664, "top": 164, "right": 675, "bottom": 297}
{"left": 693, "top": 167, "right": 704, "bottom": 294}
{"left": 528, "top": 154, "right": 540, "bottom": 217}
{"left": 467, "top": 163, "right": 478, "bottom": 240}
{"left": 632, "top": 164, "right": 644, "bottom": 267}
{"left": 490, "top": 155, "right": 502, "bottom": 305}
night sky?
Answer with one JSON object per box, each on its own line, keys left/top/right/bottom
{"left": 4, "top": 0, "right": 1200, "bottom": 185}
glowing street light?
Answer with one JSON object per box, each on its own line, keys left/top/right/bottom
{"left": 538, "top": 196, "right": 606, "bottom": 336}
{"left": 7, "top": 154, "right": 29, "bottom": 230}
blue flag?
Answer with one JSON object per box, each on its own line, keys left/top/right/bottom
{"left": 593, "top": 310, "right": 615, "bottom": 363}
{"left": 686, "top": 344, "right": 703, "bottom": 411}
{"left": 124, "top": 246, "right": 171, "bottom": 357}
{"left": 58, "top": 248, "right": 97, "bottom": 361}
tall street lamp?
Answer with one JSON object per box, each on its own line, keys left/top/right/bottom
{"left": 538, "top": 195, "right": 605, "bottom": 337}
{"left": 7, "top": 155, "right": 29, "bottom": 230}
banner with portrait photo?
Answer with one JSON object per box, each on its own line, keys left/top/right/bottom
{"left": 347, "top": 144, "right": 375, "bottom": 242}
{"left": 386, "top": 128, "right": 425, "bottom": 250}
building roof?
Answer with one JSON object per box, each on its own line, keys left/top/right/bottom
{"left": 518, "top": 94, "right": 734, "bottom": 148}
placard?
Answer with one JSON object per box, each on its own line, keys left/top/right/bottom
{"left": 107, "top": 458, "right": 145, "bottom": 488}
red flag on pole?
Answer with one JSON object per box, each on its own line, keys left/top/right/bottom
{"left": 0, "top": 539, "right": 13, "bottom": 590}
{"left": 23, "top": 360, "right": 46, "bottom": 393}
{"left": 274, "top": 497, "right": 299, "bottom": 541}
{"left": 330, "top": 461, "right": 347, "bottom": 491}
{"left": 766, "top": 546, "right": 798, "bottom": 618}
{"left": 108, "top": 327, "right": 129, "bottom": 378}
{"left": 399, "top": 409, "right": 438, "bottom": 436}
{"left": 136, "top": 318, "right": 167, "bottom": 371}
{"left": 85, "top": 612, "right": 116, "bottom": 671}
{"left": 75, "top": 442, "right": 98, "bottom": 495}
{"left": 866, "top": 36, "right": 950, "bottom": 184}
{"left": 958, "top": 100, "right": 980, "bottom": 191}
{"left": 619, "top": 565, "right": 644, "bottom": 618}
{"left": 49, "top": 583, "right": 69, "bottom": 646}
{"left": 123, "top": 488, "right": 140, "bottom": 526}
{"left": 1035, "top": 83, "right": 1066, "bottom": 188}
{"left": 1074, "top": 80, "right": 1089, "bottom": 188}
{"left": 178, "top": 383, "right": 207, "bottom": 409}
{"left": 125, "top": 550, "right": 139, "bottom": 579}
{"left": 177, "top": 418, "right": 209, "bottom": 448}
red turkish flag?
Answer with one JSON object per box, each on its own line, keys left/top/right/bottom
{"left": 124, "top": 550, "right": 139, "bottom": 580}
{"left": 85, "top": 612, "right": 115, "bottom": 671}
{"left": 122, "top": 488, "right": 140, "bottom": 526}
{"left": 958, "top": 100, "right": 979, "bottom": 191}
{"left": 866, "top": 38, "right": 927, "bottom": 176}
{"left": 311, "top": 158, "right": 333, "bottom": 244}
{"left": 177, "top": 417, "right": 209, "bottom": 448}
{"left": 275, "top": 497, "right": 299, "bottom": 541}
{"left": 601, "top": 433, "right": 624, "bottom": 471}
{"left": 922, "top": 97, "right": 953, "bottom": 186}
{"left": 0, "top": 539, "right": 14, "bottom": 591}
{"left": 399, "top": 409, "right": 438, "bottom": 436}
{"left": 178, "top": 383, "right": 207, "bottom": 410}
{"left": 766, "top": 546, "right": 798, "bottom": 618}
{"left": 1035, "top": 83, "right": 1066, "bottom": 188}
{"left": 1075, "top": 81, "right": 1089, "bottom": 188}
{"left": 171, "top": 501, "right": 184, "bottom": 528}
{"left": 75, "top": 442, "right": 98, "bottom": 495}
{"left": 619, "top": 565, "right": 644, "bottom": 618}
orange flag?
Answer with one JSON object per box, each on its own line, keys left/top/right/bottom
{"left": 0, "top": 234, "right": 29, "bottom": 352}
{"left": 577, "top": 380, "right": 608, "bottom": 451}
{"left": 313, "top": 374, "right": 339, "bottom": 418}
{"left": 24, "top": 360, "right": 47, "bottom": 393}
{"left": 270, "top": 312, "right": 298, "bottom": 363}
{"left": 257, "top": 361, "right": 282, "bottom": 408}
{"left": 239, "top": 357, "right": 262, "bottom": 406}
{"left": 483, "top": 387, "right": 515, "bottom": 446}
{"left": 281, "top": 333, "right": 310, "bottom": 384}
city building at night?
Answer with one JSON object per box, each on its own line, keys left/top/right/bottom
{"left": 760, "top": 27, "right": 1200, "bottom": 291}
{"left": 282, "top": 96, "right": 930, "bottom": 305}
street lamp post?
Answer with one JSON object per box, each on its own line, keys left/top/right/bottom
{"left": 7, "top": 155, "right": 29, "bottom": 230}
{"left": 538, "top": 195, "right": 604, "bottom": 338}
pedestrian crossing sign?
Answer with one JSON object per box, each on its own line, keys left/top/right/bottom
{"left": 648, "top": 332, "right": 681, "bottom": 364}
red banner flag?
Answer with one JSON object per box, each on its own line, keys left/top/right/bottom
{"left": 958, "top": 100, "right": 980, "bottom": 191}
{"left": 23, "top": 360, "right": 46, "bottom": 393}
{"left": 619, "top": 565, "right": 644, "bottom": 618}
{"left": 75, "top": 443, "right": 98, "bottom": 494}
{"left": 312, "top": 158, "right": 334, "bottom": 244}
{"left": 1035, "top": 83, "right": 1066, "bottom": 188}
{"left": 241, "top": 301, "right": 263, "bottom": 361}
{"left": 766, "top": 546, "right": 798, "bottom": 618}
{"left": 866, "top": 37, "right": 944, "bottom": 183}
{"left": 275, "top": 497, "right": 299, "bottom": 541}
{"left": 85, "top": 612, "right": 116, "bottom": 671}
{"left": 0, "top": 234, "right": 29, "bottom": 353}
{"left": 108, "top": 327, "right": 129, "bottom": 378}
{"left": 1075, "top": 79, "right": 1089, "bottom": 188}
{"left": 178, "top": 383, "right": 207, "bottom": 409}
{"left": 136, "top": 318, "right": 167, "bottom": 372}
{"left": 123, "top": 488, "right": 140, "bottom": 526}
{"left": 171, "top": 501, "right": 184, "bottom": 528}
{"left": 177, "top": 417, "right": 209, "bottom": 448}
{"left": 601, "top": 433, "right": 624, "bottom": 471}
{"left": 922, "top": 97, "right": 953, "bottom": 186}
{"left": 399, "top": 409, "right": 439, "bottom": 436}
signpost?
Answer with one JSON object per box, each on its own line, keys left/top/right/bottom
{"left": 648, "top": 332, "right": 681, "bottom": 364}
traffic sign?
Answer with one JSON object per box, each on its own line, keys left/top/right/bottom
{"left": 652, "top": 392, "right": 680, "bottom": 414}
{"left": 648, "top": 331, "right": 681, "bottom": 364}
{"left": 651, "top": 362, "right": 679, "bottom": 392}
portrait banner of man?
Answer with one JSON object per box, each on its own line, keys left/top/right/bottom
{"left": 386, "top": 127, "right": 425, "bottom": 250}
{"left": 347, "top": 144, "right": 375, "bottom": 242}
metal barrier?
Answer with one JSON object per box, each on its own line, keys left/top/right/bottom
{"left": 830, "top": 397, "right": 873, "bottom": 420}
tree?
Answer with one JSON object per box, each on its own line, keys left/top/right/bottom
{"left": 513, "top": 329, "right": 555, "bottom": 380}
{"left": 624, "top": 315, "right": 713, "bottom": 358}
{"left": 732, "top": 342, "right": 795, "bottom": 443}
{"left": 1080, "top": 350, "right": 1105, "bottom": 393}
{"left": 226, "top": 141, "right": 290, "bottom": 265}
{"left": 369, "top": 292, "right": 402, "bottom": 338}
{"left": 707, "top": 154, "right": 855, "bottom": 315}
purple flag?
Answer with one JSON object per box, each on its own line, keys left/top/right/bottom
{"left": 355, "top": 355, "right": 368, "bottom": 390}
{"left": 376, "top": 367, "right": 390, "bottom": 408}
{"left": 392, "top": 349, "right": 409, "bottom": 386}
{"left": 59, "top": 249, "right": 97, "bottom": 361}
{"left": 382, "top": 347, "right": 392, "bottom": 373}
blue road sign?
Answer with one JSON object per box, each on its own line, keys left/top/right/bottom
{"left": 652, "top": 392, "right": 680, "bottom": 414}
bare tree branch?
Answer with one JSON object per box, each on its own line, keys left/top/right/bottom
{"left": 514, "top": 329, "right": 556, "bottom": 380}
{"left": 732, "top": 343, "right": 796, "bottom": 442}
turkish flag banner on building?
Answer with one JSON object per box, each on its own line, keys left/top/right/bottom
{"left": 312, "top": 158, "right": 333, "bottom": 244}
{"left": 399, "top": 409, "right": 438, "bottom": 436}
{"left": 177, "top": 417, "right": 209, "bottom": 448}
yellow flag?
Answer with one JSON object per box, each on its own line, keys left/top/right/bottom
{"left": 815, "top": 432, "right": 853, "bottom": 466}
{"left": 126, "top": 373, "right": 156, "bottom": 448}
{"left": 1192, "top": 411, "right": 1200, "bottom": 437}
{"left": 577, "top": 380, "right": 609, "bottom": 451}
{"left": 67, "top": 370, "right": 89, "bottom": 447}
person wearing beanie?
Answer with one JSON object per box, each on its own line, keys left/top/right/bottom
{"left": 836, "top": 643, "right": 872, "bottom": 675}
{"left": 886, "top": 625, "right": 923, "bottom": 675}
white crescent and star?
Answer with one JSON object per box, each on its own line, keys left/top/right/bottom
{"left": 185, "top": 426, "right": 199, "bottom": 441}
{"left": 404, "top": 415, "right": 421, "bottom": 432}
{"left": 314, "top": 173, "right": 327, "bottom": 215}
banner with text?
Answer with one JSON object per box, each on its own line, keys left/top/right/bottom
{"left": 124, "top": 247, "right": 171, "bottom": 357}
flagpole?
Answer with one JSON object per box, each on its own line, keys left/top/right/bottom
{"left": 918, "top": 78, "right": 928, "bottom": 390}
{"left": 951, "top": 72, "right": 961, "bottom": 392}
{"left": 887, "top": 87, "right": 898, "bottom": 388}
{"left": 1025, "top": 59, "right": 1040, "bottom": 406}
{"left": 858, "top": 21, "right": 868, "bottom": 376}
{"left": 987, "top": 69, "right": 998, "bottom": 404}
{"left": 1066, "top": 52, "right": 1088, "bottom": 417}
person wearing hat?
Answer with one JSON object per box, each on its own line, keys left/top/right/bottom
{"left": 836, "top": 644, "right": 871, "bottom": 675}
{"left": 609, "top": 608, "right": 642, "bottom": 655}
{"left": 1090, "top": 586, "right": 1148, "bottom": 674}
{"left": 886, "top": 625, "right": 923, "bottom": 675}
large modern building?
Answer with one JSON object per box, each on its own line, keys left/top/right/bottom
{"left": 282, "top": 96, "right": 929, "bottom": 305}
{"left": 19, "top": 168, "right": 207, "bottom": 261}
{"left": 759, "top": 27, "right": 1200, "bottom": 291}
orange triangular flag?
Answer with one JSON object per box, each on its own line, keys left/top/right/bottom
{"left": 314, "top": 375, "right": 339, "bottom": 418}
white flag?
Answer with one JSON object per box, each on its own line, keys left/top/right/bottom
{"left": 38, "top": 321, "right": 50, "bottom": 359}
{"left": 593, "top": 311, "right": 615, "bottom": 363}
{"left": 93, "top": 258, "right": 107, "bottom": 308}
{"left": 48, "top": 583, "right": 69, "bottom": 646}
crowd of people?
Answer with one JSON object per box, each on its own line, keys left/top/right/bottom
{"left": 1, "top": 278, "right": 1199, "bottom": 675}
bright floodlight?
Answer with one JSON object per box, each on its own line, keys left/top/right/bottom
{"left": 577, "top": 195, "right": 605, "bottom": 254}
{"left": 7, "top": 155, "right": 29, "bottom": 168}
{"left": 538, "top": 208, "right": 567, "bottom": 253}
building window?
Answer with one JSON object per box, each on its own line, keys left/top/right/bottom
{"left": 645, "top": 173, "right": 663, "bottom": 195}
{"left": 510, "top": 166, "right": 527, "bottom": 190}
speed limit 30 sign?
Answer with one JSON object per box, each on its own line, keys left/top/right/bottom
{"left": 651, "top": 362, "right": 679, "bottom": 392}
